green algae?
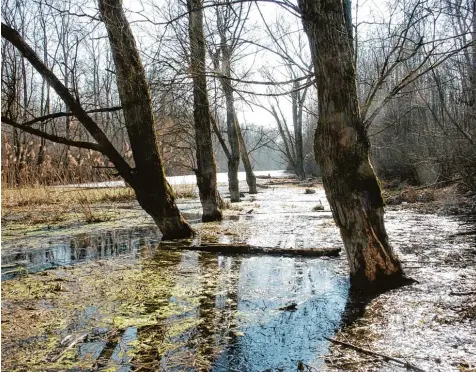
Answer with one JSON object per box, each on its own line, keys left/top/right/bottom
{"left": 1, "top": 248, "right": 235, "bottom": 371}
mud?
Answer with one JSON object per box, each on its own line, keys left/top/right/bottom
{"left": 1, "top": 176, "right": 475, "bottom": 371}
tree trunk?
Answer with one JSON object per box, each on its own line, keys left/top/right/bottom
{"left": 237, "top": 125, "right": 257, "bottom": 194}
{"left": 219, "top": 39, "right": 241, "bottom": 202}
{"left": 99, "top": 0, "right": 193, "bottom": 239}
{"left": 187, "top": 0, "right": 223, "bottom": 221}
{"left": 292, "top": 81, "right": 305, "bottom": 180}
{"left": 471, "top": 0, "right": 476, "bottom": 107}
{"left": 298, "top": 0, "right": 407, "bottom": 292}
{"left": 2, "top": 15, "right": 193, "bottom": 239}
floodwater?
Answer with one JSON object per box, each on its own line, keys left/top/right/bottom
{"left": 2, "top": 180, "right": 475, "bottom": 371}
{"left": 64, "top": 169, "right": 289, "bottom": 189}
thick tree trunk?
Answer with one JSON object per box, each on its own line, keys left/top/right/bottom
{"left": 298, "top": 0, "right": 407, "bottom": 292}
{"left": 187, "top": 0, "right": 222, "bottom": 221}
{"left": 99, "top": 0, "right": 193, "bottom": 239}
{"left": 237, "top": 125, "right": 258, "bottom": 194}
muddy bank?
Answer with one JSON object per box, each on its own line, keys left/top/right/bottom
{"left": 1, "top": 178, "right": 475, "bottom": 371}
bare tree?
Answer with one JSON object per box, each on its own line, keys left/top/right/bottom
{"left": 187, "top": 0, "right": 223, "bottom": 221}
{"left": 1, "top": 0, "right": 194, "bottom": 239}
{"left": 255, "top": 15, "right": 314, "bottom": 179}
{"left": 298, "top": 0, "right": 407, "bottom": 292}
{"left": 208, "top": 0, "right": 257, "bottom": 198}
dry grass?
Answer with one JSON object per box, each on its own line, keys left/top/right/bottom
{"left": 170, "top": 184, "right": 198, "bottom": 199}
{"left": 1, "top": 183, "right": 198, "bottom": 228}
{"left": 2, "top": 186, "right": 136, "bottom": 208}
{"left": 1, "top": 186, "right": 137, "bottom": 227}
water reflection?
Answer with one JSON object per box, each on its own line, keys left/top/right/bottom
{"left": 215, "top": 257, "right": 348, "bottom": 371}
{"left": 2, "top": 224, "right": 349, "bottom": 370}
{"left": 132, "top": 252, "right": 349, "bottom": 371}
{"left": 1, "top": 226, "right": 160, "bottom": 280}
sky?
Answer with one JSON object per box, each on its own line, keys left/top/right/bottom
{"left": 122, "top": 0, "right": 379, "bottom": 129}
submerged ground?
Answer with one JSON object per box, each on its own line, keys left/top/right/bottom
{"left": 1, "top": 173, "right": 475, "bottom": 371}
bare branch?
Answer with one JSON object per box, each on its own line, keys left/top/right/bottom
{"left": 1, "top": 116, "right": 102, "bottom": 152}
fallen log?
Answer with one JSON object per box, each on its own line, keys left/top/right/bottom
{"left": 324, "top": 336, "right": 426, "bottom": 372}
{"left": 266, "top": 180, "right": 301, "bottom": 186}
{"left": 162, "top": 243, "right": 341, "bottom": 257}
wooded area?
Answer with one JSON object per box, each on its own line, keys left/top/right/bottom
{"left": 1, "top": 1, "right": 476, "bottom": 369}
{"left": 1, "top": 0, "right": 475, "bottom": 289}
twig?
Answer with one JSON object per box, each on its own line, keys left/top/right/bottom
{"left": 450, "top": 291, "right": 476, "bottom": 296}
{"left": 48, "top": 333, "right": 88, "bottom": 362}
{"left": 324, "top": 336, "right": 427, "bottom": 372}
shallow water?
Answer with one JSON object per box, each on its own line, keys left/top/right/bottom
{"left": 64, "top": 169, "right": 289, "bottom": 188}
{"left": 2, "top": 183, "right": 474, "bottom": 371}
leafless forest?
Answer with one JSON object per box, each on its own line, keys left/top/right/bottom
{"left": 1, "top": 0, "right": 474, "bottom": 190}
{"left": 2, "top": 1, "right": 476, "bottom": 370}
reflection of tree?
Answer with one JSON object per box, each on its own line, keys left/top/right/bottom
{"left": 113, "top": 252, "right": 242, "bottom": 371}
{"left": 126, "top": 251, "right": 183, "bottom": 371}
{"left": 210, "top": 257, "right": 241, "bottom": 370}
{"left": 220, "top": 257, "right": 349, "bottom": 371}
{"left": 187, "top": 254, "right": 241, "bottom": 370}
{"left": 324, "top": 290, "right": 378, "bottom": 370}
{"left": 336, "top": 290, "right": 377, "bottom": 330}
{"left": 68, "top": 228, "right": 158, "bottom": 262}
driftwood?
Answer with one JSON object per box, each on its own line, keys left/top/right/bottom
{"left": 324, "top": 336, "right": 426, "bottom": 372}
{"left": 163, "top": 244, "right": 340, "bottom": 257}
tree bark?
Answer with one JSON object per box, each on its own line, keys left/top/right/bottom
{"left": 298, "top": 0, "right": 407, "bottom": 292}
{"left": 187, "top": 0, "right": 223, "bottom": 221}
{"left": 292, "top": 80, "right": 305, "bottom": 180}
{"left": 98, "top": 0, "right": 193, "bottom": 239}
{"left": 237, "top": 125, "right": 258, "bottom": 194}
{"left": 221, "top": 51, "right": 241, "bottom": 202}
{"left": 471, "top": 0, "right": 476, "bottom": 106}
{"left": 214, "top": 22, "right": 241, "bottom": 202}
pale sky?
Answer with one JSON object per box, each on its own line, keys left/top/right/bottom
{"left": 121, "top": 0, "right": 379, "bottom": 129}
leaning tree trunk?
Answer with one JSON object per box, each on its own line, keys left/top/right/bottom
{"left": 298, "top": 0, "right": 407, "bottom": 292}
{"left": 98, "top": 0, "right": 194, "bottom": 239}
{"left": 187, "top": 0, "right": 222, "bottom": 221}
{"left": 2, "top": 20, "right": 193, "bottom": 239}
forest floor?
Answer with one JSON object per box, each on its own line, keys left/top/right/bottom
{"left": 1, "top": 175, "right": 475, "bottom": 371}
